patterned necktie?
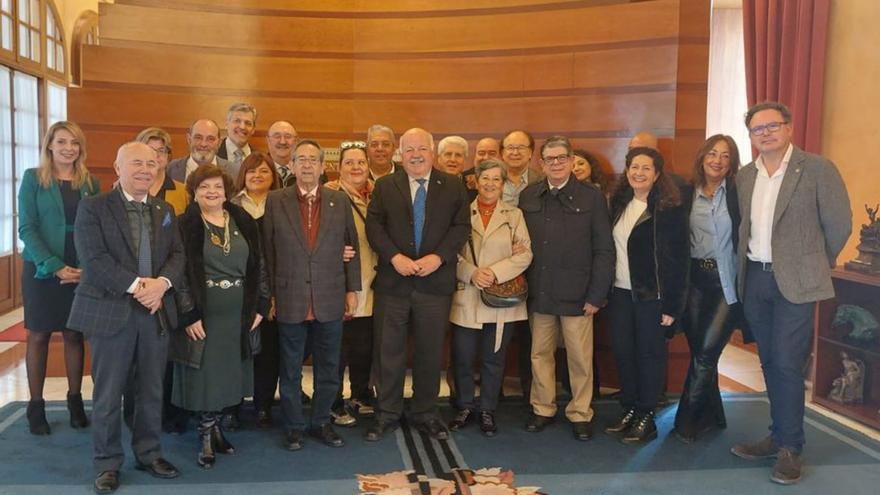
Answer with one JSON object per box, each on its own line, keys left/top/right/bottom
{"left": 306, "top": 193, "right": 316, "bottom": 230}
{"left": 278, "top": 166, "right": 289, "bottom": 183}
{"left": 134, "top": 202, "right": 152, "bottom": 277}
{"left": 413, "top": 178, "right": 427, "bottom": 255}
{"left": 233, "top": 149, "right": 244, "bottom": 168}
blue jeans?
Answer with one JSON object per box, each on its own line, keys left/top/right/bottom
{"left": 278, "top": 319, "right": 343, "bottom": 432}
{"left": 452, "top": 323, "right": 515, "bottom": 413}
{"left": 743, "top": 262, "right": 814, "bottom": 452}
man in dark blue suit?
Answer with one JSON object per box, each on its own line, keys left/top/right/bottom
{"left": 364, "top": 128, "right": 470, "bottom": 441}
{"left": 68, "top": 142, "right": 185, "bottom": 494}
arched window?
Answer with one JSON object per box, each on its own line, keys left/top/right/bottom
{"left": 45, "top": 0, "right": 64, "bottom": 74}
{"left": 17, "top": 0, "right": 40, "bottom": 63}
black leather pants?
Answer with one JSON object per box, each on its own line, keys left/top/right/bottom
{"left": 674, "top": 261, "right": 742, "bottom": 436}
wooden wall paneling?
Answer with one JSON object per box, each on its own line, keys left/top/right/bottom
{"left": 0, "top": 256, "right": 12, "bottom": 314}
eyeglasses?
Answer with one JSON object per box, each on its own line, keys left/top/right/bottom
{"left": 503, "top": 144, "right": 530, "bottom": 153}
{"left": 542, "top": 154, "right": 570, "bottom": 165}
{"left": 749, "top": 121, "right": 787, "bottom": 136}
{"left": 149, "top": 146, "right": 170, "bottom": 155}
{"left": 341, "top": 140, "right": 367, "bottom": 150}
{"left": 295, "top": 156, "right": 320, "bottom": 165}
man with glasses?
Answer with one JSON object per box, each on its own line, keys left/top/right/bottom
{"left": 518, "top": 135, "right": 614, "bottom": 441}
{"left": 366, "top": 124, "right": 398, "bottom": 180}
{"left": 731, "top": 101, "right": 851, "bottom": 485}
{"left": 266, "top": 121, "right": 299, "bottom": 188}
{"left": 263, "top": 140, "right": 361, "bottom": 451}
{"left": 217, "top": 103, "right": 258, "bottom": 169}
{"left": 501, "top": 130, "right": 544, "bottom": 207}
{"left": 167, "top": 119, "right": 236, "bottom": 183}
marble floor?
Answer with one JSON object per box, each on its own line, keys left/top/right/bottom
{"left": 1, "top": 309, "right": 877, "bottom": 442}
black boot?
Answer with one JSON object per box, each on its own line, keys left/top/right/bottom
{"left": 27, "top": 399, "right": 51, "bottom": 435}
{"left": 197, "top": 420, "right": 216, "bottom": 468}
{"left": 211, "top": 424, "right": 235, "bottom": 455}
{"left": 622, "top": 411, "right": 658, "bottom": 444}
{"left": 67, "top": 392, "right": 90, "bottom": 429}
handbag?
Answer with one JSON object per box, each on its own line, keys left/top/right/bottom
{"left": 249, "top": 325, "right": 262, "bottom": 356}
{"left": 468, "top": 223, "right": 528, "bottom": 308}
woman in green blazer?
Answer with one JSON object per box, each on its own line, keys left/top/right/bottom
{"left": 18, "top": 121, "right": 99, "bottom": 435}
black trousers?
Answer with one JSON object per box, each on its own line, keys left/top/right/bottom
{"left": 452, "top": 323, "right": 515, "bottom": 412}
{"left": 335, "top": 316, "right": 374, "bottom": 408}
{"left": 609, "top": 288, "right": 667, "bottom": 414}
{"left": 675, "top": 262, "right": 742, "bottom": 434}
{"left": 373, "top": 291, "right": 451, "bottom": 423}
{"left": 253, "top": 318, "right": 280, "bottom": 411}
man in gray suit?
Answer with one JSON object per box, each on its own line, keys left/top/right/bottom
{"left": 68, "top": 142, "right": 185, "bottom": 493}
{"left": 262, "top": 140, "right": 361, "bottom": 451}
{"left": 166, "top": 119, "right": 236, "bottom": 184}
{"left": 731, "top": 102, "right": 851, "bottom": 485}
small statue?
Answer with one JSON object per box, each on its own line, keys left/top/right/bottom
{"left": 846, "top": 203, "right": 880, "bottom": 273}
{"left": 833, "top": 304, "right": 880, "bottom": 345}
{"left": 828, "top": 351, "right": 866, "bottom": 404}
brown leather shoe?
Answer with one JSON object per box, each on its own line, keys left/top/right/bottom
{"left": 134, "top": 457, "right": 180, "bottom": 479}
{"left": 770, "top": 448, "right": 803, "bottom": 485}
{"left": 730, "top": 436, "right": 779, "bottom": 460}
{"left": 94, "top": 470, "right": 119, "bottom": 494}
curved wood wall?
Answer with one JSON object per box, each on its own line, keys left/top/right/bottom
{"left": 69, "top": 0, "right": 710, "bottom": 391}
{"left": 70, "top": 0, "right": 708, "bottom": 184}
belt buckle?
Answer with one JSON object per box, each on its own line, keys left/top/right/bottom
{"left": 761, "top": 262, "right": 773, "bottom": 272}
{"left": 698, "top": 258, "right": 717, "bottom": 271}
{"left": 219, "top": 280, "right": 233, "bottom": 289}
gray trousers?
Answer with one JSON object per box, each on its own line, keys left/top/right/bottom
{"left": 89, "top": 304, "right": 168, "bottom": 473}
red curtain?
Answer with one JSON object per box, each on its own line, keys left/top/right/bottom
{"left": 743, "top": 0, "right": 830, "bottom": 154}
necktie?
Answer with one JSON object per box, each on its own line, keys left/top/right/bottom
{"left": 413, "top": 178, "right": 427, "bottom": 255}
{"left": 278, "top": 166, "right": 289, "bottom": 183}
{"left": 233, "top": 149, "right": 244, "bottom": 167}
{"left": 134, "top": 202, "right": 152, "bottom": 277}
{"left": 306, "top": 193, "right": 316, "bottom": 230}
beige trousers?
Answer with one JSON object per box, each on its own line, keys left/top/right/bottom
{"left": 529, "top": 312, "right": 594, "bottom": 422}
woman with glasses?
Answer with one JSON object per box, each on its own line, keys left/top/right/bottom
{"left": 324, "top": 140, "right": 379, "bottom": 427}
{"left": 448, "top": 159, "right": 532, "bottom": 436}
{"left": 137, "top": 127, "right": 189, "bottom": 216}
{"left": 673, "top": 135, "right": 745, "bottom": 443}
{"left": 605, "top": 147, "right": 688, "bottom": 444}
{"left": 18, "top": 121, "right": 99, "bottom": 435}
{"left": 171, "top": 165, "right": 269, "bottom": 468}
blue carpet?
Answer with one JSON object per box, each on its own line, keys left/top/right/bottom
{"left": 0, "top": 394, "right": 878, "bottom": 494}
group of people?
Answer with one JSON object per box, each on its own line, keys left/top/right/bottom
{"left": 17, "top": 100, "right": 851, "bottom": 493}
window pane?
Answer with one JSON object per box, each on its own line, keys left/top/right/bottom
{"left": 47, "top": 81, "right": 66, "bottom": 126}
{"left": 29, "top": 0, "right": 38, "bottom": 26}
{"left": 46, "top": 8, "right": 54, "bottom": 33}
{"left": 2, "top": 0, "right": 11, "bottom": 13}
{"left": 56, "top": 46, "right": 64, "bottom": 72}
{"left": 0, "top": 66, "right": 12, "bottom": 256}
{"left": 46, "top": 39, "right": 54, "bottom": 69}
{"left": 13, "top": 71, "right": 39, "bottom": 253}
{"left": 30, "top": 28, "right": 39, "bottom": 62}
{"left": 17, "top": 0, "right": 26, "bottom": 23}
{"left": 18, "top": 24, "right": 27, "bottom": 57}
{"left": 1, "top": 17, "right": 11, "bottom": 51}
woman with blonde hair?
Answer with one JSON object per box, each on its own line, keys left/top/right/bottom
{"left": 18, "top": 121, "right": 99, "bottom": 434}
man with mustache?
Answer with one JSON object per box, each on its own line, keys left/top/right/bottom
{"left": 167, "top": 119, "right": 236, "bottom": 183}
{"left": 366, "top": 124, "right": 398, "bottom": 180}
{"left": 217, "top": 103, "right": 258, "bottom": 170}
{"left": 266, "top": 120, "right": 298, "bottom": 188}
{"left": 364, "top": 128, "right": 470, "bottom": 441}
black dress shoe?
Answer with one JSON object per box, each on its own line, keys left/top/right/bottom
{"left": 309, "top": 423, "right": 345, "bottom": 448}
{"left": 604, "top": 407, "right": 637, "bottom": 434}
{"left": 134, "top": 457, "right": 180, "bottom": 479}
{"left": 479, "top": 411, "right": 497, "bottom": 437}
{"left": 284, "top": 430, "right": 305, "bottom": 451}
{"left": 622, "top": 412, "right": 657, "bottom": 444}
{"left": 572, "top": 421, "right": 593, "bottom": 441}
{"left": 94, "top": 470, "right": 119, "bottom": 494}
{"left": 364, "top": 420, "right": 400, "bottom": 442}
{"left": 220, "top": 412, "right": 240, "bottom": 432}
{"left": 415, "top": 418, "right": 449, "bottom": 440}
{"left": 256, "top": 408, "right": 273, "bottom": 429}
{"left": 448, "top": 409, "right": 474, "bottom": 431}
{"left": 525, "top": 413, "right": 555, "bottom": 433}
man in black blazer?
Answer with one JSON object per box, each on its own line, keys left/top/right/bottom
{"left": 68, "top": 142, "right": 185, "bottom": 494}
{"left": 216, "top": 102, "right": 258, "bottom": 168}
{"left": 262, "top": 140, "right": 361, "bottom": 451}
{"left": 364, "top": 128, "right": 470, "bottom": 441}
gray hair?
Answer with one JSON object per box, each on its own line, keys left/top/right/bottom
{"left": 475, "top": 158, "right": 508, "bottom": 182}
{"left": 226, "top": 102, "right": 257, "bottom": 123}
{"left": 294, "top": 139, "right": 324, "bottom": 162}
{"left": 539, "top": 135, "right": 572, "bottom": 157}
{"left": 438, "top": 135, "right": 469, "bottom": 157}
{"left": 367, "top": 124, "right": 395, "bottom": 143}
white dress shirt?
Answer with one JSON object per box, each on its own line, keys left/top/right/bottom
{"left": 225, "top": 140, "right": 251, "bottom": 162}
{"left": 747, "top": 143, "right": 793, "bottom": 263}
{"left": 408, "top": 172, "right": 431, "bottom": 203}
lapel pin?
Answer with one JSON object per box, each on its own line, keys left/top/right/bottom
{"left": 329, "top": 201, "right": 335, "bottom": 207}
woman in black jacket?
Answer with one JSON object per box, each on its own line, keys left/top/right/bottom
{"left": 674, "top": 135, "right": 746, "bottom": 443}
{"left": 171, "top": 165, "right": 270, "bottom": 468}
{"left": 605, "top": 147, "right": 688, "bottom": 444}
